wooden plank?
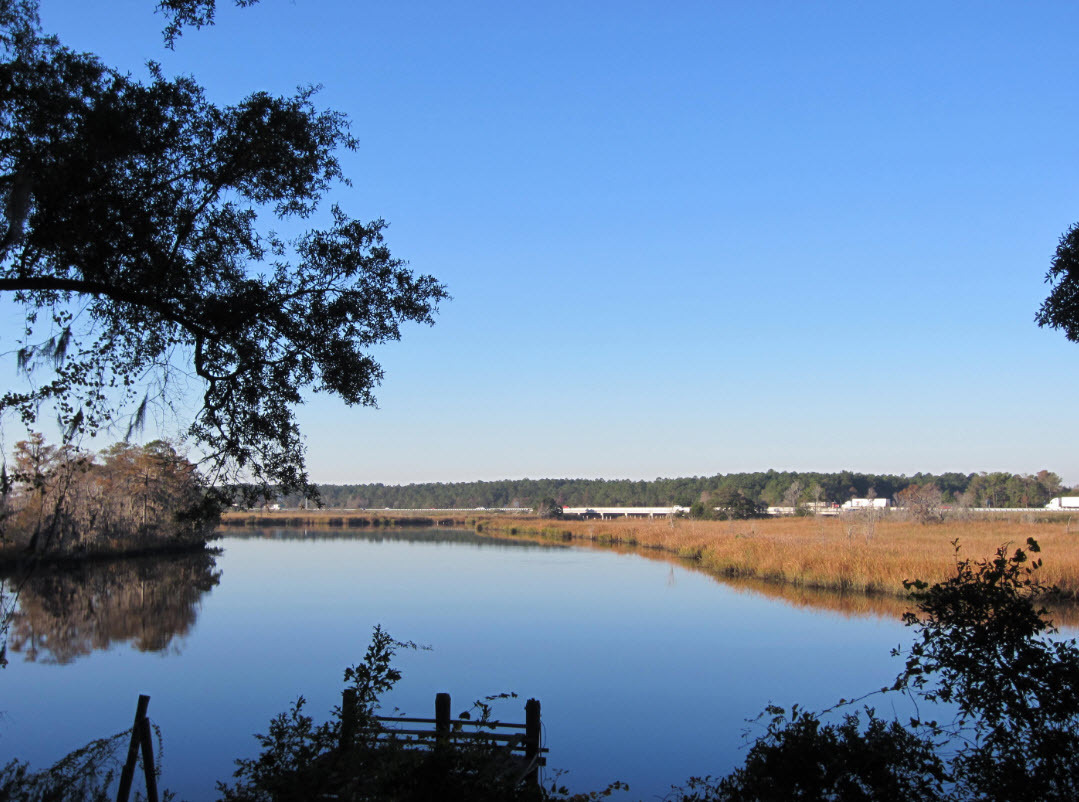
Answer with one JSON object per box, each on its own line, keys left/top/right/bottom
{"left": 375, "top": 729, "right": 548, "bottom": 752}
{"left": 376, "top": 715, "right": 528, "bottom": 730}
{"left": 378, "top": 729, "right": 523, "bottom": 744}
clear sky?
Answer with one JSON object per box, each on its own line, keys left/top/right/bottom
{"left": 19, "top": 1, "right": 1079, "bottom": 485}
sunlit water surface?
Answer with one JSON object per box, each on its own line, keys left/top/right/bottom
{"left": 2, "top": 528, "right": 923, "bottom": 800}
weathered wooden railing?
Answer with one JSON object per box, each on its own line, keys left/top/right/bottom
{"left": 341, "top": 690, "right": 547, "bottom": 786}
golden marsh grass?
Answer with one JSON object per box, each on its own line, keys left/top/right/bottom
{"left": 477, "top": 514, "right": 1079, "bottom": 599}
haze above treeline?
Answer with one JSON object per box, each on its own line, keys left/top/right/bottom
{"left": 282, "top": 469, "right": 1075, "bottom": 511}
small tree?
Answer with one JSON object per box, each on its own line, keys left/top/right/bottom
{"left": 897, "top": 483, "right": 944, "bottom": 524}
{"left": 712, "top": 487, "right": 765, "bottom": 520}
{"left": 782, "top": 480, "right": 804, "bottom": 513}
{"left": 532, "top": 498, "right": 562, "bottom": 519}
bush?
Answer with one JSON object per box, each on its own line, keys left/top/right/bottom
{"left": 217, "top": 626, "right": 620, "bottom": 802}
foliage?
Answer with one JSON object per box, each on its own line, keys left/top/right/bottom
{"left": 688, "top": 500, "right": 710, "bottom": 519}
{"left": 218, "top": 625, "right": 570, "bottom": 802}
{"left": 895, "top": 483, "right": 944, "bottom": 524}
{"left": 533, "top": 497, "right": 563, "bottom": 518}
{"left": 897, "top": 539, "right": 1079, "bottom": 800}
{"left": 1037, "top": 222, "right": 1079, "bottom": 342}
{"left": 0, "top": 723, "right": 169, "bottom": 802}
{"left": 711, "top": 487, "right": 766, "bottom": 520}
{"left": 678, "top": 705, "right": 947, "bottom": 801}
{"left": 2, "top": 432, "right": 216, "bottom": 557}
{"left": 676, "top": 539, "right": 1079, "bottom": 802}
{"left": 966, "top": 470, "right": 1063, "bottom": 509}
{"left": 0, "top": 0, "right": 447, "bottom": 500}
{"left": 156, "top": 0, "right": 261, "bottom": 47}
{"left": 284, "top": 469, "right": 1067, "bottom": 512}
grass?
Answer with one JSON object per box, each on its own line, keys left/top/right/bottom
{"left": 473, "top": 514, "right": 1079, "bottom": 600}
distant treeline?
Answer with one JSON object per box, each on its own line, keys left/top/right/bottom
{"left": 285, "top": 469, "right": 1075, "bottom": 511}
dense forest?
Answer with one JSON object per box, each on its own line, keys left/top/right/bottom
{"left": 284, "top": 469, "right": 1075, "bottom": 511}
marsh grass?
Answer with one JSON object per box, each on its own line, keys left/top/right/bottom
{"left": 476, "top": 515, "right": 1079, "bottom": 601}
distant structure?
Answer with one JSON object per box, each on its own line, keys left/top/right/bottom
{"left": 766, "top": 502, "right": 839, "bottom": 516}
{"left": 1045, "top": 497, "right": 1079, "bottom": 510}
{"left": 561, "top": 506, "right": 689, "bottom": 519}
{"left": 841, "top": 498, "right": 892, "bottom": 510}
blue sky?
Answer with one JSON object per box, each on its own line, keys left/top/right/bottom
{"left": 18, "top": 1, "right": 1079, "bottom": 484}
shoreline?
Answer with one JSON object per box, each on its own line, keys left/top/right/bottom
{"left": 0, "top": 537, "right": 217, "bottom": 572}
{"left": 218, "top": 510, "right": 482, "bottom": 528}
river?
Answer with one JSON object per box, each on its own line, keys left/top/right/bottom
{"left": 2, "top": 527, "right": 918, "bottom": 800}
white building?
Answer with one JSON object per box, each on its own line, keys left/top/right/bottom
{"left": 841, "top": 498, "right": 892, "bottom": 510}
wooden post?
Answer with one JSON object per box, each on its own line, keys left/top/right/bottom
{"left": 116, "top": 694, "right": 150, "bottom": 802}
{"left": 435, "top": 692, "right": 451, "bottom": 740}
{"left": 139, "top": 716, "right": 159, "bottom": 802}
{"left": 523, "top": 698, "right": 541, "bottom": 786}
{"left": 340, "top": 688, "right": 357, "bottom": 752}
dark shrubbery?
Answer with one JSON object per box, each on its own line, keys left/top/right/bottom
{"left": 217, "top": 626, "right": 621, "bottom": 802}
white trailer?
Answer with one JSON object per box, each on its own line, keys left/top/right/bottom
{"left": 841, "top": 498, "right": 892, "bottom": 510}
{"left": 1045, "top": 497, "right": 1079, "bottom": 509}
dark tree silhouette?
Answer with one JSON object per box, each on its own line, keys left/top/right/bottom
{"left": 0, "top": 0, "right": 447, "bottom": 498}
{"left": 1037, "top": 223, "right": 1079, "bottom": 342}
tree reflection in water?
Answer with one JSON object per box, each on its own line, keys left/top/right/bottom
{"left": 3, "top": 550, "right": 221, "bottom": 664}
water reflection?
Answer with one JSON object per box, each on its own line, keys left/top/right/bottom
{"left": 2, "top": 549, "right": 221, "bottom": 664}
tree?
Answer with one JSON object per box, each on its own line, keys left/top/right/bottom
{"left": 0, "top": 0, "right": 447, "bottom": 500}
{"left": 896, "top": 482, "right": 944, "bottom": 524}
{"left": 782, "top": 479, "right": 803, "bottom": 512}
{"left": 532, "top": 497, "right": 562, "bottom": 518}
{"left": 711, "top": 487, "right": 765, "bottom": 520}
{"left": 1037, "top": 223, "right": 1079, "bottom": 342}
{"left": 3, "top": 433, "right": 215, "bottom": 556}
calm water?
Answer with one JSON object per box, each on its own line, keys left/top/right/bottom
{"left": 2, "top": 528, "right": 917, "bottom": 800}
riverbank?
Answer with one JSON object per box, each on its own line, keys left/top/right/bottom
{"left": 474, "top": 514, "right": 1079, "bottom": 599}
{"left": 0, "top": 537, "right": 217, "bottom": 571}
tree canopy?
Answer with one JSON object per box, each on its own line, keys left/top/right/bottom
{"left": 0, "top": 0, "right": 447, "bottom": 499}
{"left": 1037, "top": 223, "right": 1079, "bottom": 342}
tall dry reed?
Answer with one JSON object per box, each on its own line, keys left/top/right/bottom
{"left": 478, "top": 515, "right": 1079, "bottom": 598}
